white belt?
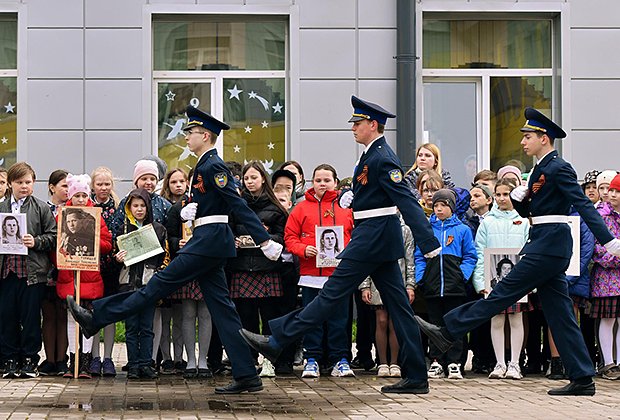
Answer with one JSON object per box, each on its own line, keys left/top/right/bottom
{"left": 193, "top": 215, "right": 229, "bottom": 227}
{"left": 530, "top": 215, "right": 568, "bottom": 225}
{"left": 353, "top": 206, "right": 398, "bottom": 220}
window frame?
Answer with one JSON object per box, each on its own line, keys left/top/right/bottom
{"left": 0, "top": 8, "right": 20, "bottom": 165}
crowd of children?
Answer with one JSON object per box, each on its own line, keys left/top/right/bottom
{"left": 0, "top": 144, "right": 618, "bottom": 384}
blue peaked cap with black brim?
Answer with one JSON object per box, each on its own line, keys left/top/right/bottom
{"left": 348, "top": 95, "right": 396, "bottom": 125}
{"left": 183, "top": 106, "right": 230, "bottom": 135}
{"left": 520, "top": 107, "right": 566, "bottom": 139}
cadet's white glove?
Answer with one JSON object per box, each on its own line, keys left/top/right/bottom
{"left": 424, "top": 246, "right": 442, "bottom": 259}
{"left": 604, "top": 238, "right": 620, "bottom": 257}
{"left": 261, "top": 240, "right": 283, "bottom": 261}
{"left": 180, "top": 203, "right": 198, "bottom": 222}
{"left": 339, "top": 191, "right": 354, "bottom": 209}
{"left": 510, "top": 185, "right": 529, "bottom": 202}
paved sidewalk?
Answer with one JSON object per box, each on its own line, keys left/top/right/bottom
{"left": 0, "top": 344, "right": 618, "bottom": 419}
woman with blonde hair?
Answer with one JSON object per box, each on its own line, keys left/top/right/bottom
{"left": 405, "top": 143, "right": 454, "bottom": 200}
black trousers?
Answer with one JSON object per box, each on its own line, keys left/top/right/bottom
{"left": 426, "top": 296, "right": 465, "bottom": 365}
{"left": 353, "top": 290, "right": 375, "bottom": 363}
{"left": 234, "top": 296, "right": 283, "bottom": 361}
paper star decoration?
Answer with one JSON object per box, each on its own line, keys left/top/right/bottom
{"left": 228, "top": 85, "right": 243, "bottom": 100}
{"left": 0, "top": 137, "right": 7, "bottom": 144}
{"left": 248, "top": 91, "right": 270, "bottom": 110}
{"left": 244, "top": 126, "right": 252, "bottom": 134}
{"left": 272, "top": 102, "right": 283, "bottom": 114}
{"left": 4, "top": 102, "right": 15, "bottom": 113}
{"left": 233, "top": 145, "right": 241, "bottom": 153}
{"left": 165, "top": 91, "right": 175, "bottom": 102}
{"left": 267, "top": 142, "right": 275, "bottom": 150}
{"left": 261, "top": 121, "right": 269, "bottom": 128}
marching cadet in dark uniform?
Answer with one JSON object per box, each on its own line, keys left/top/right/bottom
{"left": 416, "top": 107, "right": 620, "bottom": 396}
{"left": 241, "top": 96, "right": 442, "bottom": 394}
{"left": 68, "top": 106, "right": 283, "bottom": 394}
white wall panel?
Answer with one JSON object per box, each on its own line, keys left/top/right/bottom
{"left": 85, "top": 81, "right": 143, "bottom": 129}
{"left": 358, "top": 0, "right": 397, "bottom": 28}
{"left": 567, "top": 131, "right": 620, "bottom": 177}
{"left": 358, "top": 79, "right": 397, "bottom": 121}
{"left": 85, "top": 131, "right": 143, "bottom": 181}
{"left": 299, "top": 80, "right": 356, "bottom": 129}
{"left": 27, "top": 29, "right": 83, "bottom": 78}
{"left": 196, "top": 0, "right": 244, "bottom": 4}
{"left": 27, "top": 131, "right": 84, "bottom": 177}
{"left": 571, "top": 80, "right": 620, "bottom": 130}
{"left": 299, "top": 131, "right": 358, "bottom": 180}
{"left": 571, "top": 0, "right": 620, "bottom": 28}
{"left": 27, "top": 0, "right": 84, "bottom": 28}
{"left": 85, "top": 29, "right": 143, "bottom": 78}
{"left": 572, "top": 29, "right": 620, "bottom": 79}
{"left": 299, "top": 29, "right": 356, "bottom": 78}
{"left": 358, "top": 29, "right": 397, "bottom": 78}
{"left": 27, "top": 80, "right": 84, "bottom": 129}
{"left": 298, "top": 0, "right": 356, "bottom": 28}
{"left": 85, "top": 0, "right": 143, "bottom": 27}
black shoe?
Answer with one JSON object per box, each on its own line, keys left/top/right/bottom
{"left": 547, "top": 380, "right": 595, "bottom": 396}
{"left": 547, "top": 357, "right": 566, "bottom": 380}
{"left": 238, "top": 329, "right": 282, "bottom": 364}
{"left": 63, "top": 353, "right": 75, "bottom": 378}
{"left": 160, "top": 360, "right": 175, "bottom": 375}
{"left": 66, "top": 296, "right": 99, "bottom": 339}
{"left": 3, "top": 360, "right": 19, "bottom": 379}
{"left": 214, "top": 376, "right": 263, "bottom": 394}
{"left": 183, "top": 368, "right": 198, "bottom": 379}
{"left": 381, "top": 378, "right": 430, "bottom": 394}
{"left": 21, "top": 358, "right": 38, "bottom": 378}
{"left": 174, "top": 360, "right": 187, "bottom": 375}
{"left": 198, "top": 368, "right": 213, "bottom": 379}
{"left": 56, "top": 361, "right": 69, "bottom": 376}
{"left": 140, "top": 366, "right": 158, "bottom": 379}
{"left": 38, "top": 360, "right": 57, "bottom": 376}
{"left": 414, "top": 315, "right": 454, "bottom": 354}
{"left": 78, "top": 353, "right": 92, "bottom": 379}
{"left": 127, "top": 367, "right": 141, "bottom": 379}
{"left": 274, "top": 362, "right": 294, "bottom": 376}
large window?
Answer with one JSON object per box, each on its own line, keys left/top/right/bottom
{"left": 153, "top": 15, "right": 287, "bottom": 173}
{"left": 0, "top": 14, "right": 17, "bottom": 168}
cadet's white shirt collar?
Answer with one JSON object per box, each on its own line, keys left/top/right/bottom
{"left": 363, "top": 135, "right": 383, "bottom": 154}
{"left": 536, "top": 149, "right": 555, "bottom": 165}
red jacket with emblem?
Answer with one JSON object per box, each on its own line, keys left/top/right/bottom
{"left": 284, "top": 188, "right": 353, "bottom": 277}
{"left": 55, "top": 198, "right": 113, "bottom": 300}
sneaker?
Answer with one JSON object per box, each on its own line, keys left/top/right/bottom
{"left": 488, "top": 362, "right": 507, "bottom": 379}
{"left": 377, "top": 364, "right": 390, "bottom": 377}
{"left": 38, "top": 360, "right": 57, "bottom": 376}
{"left": 274, "top": 361, "right": 294, "bottom": 376}
{"left": 160, "top": 359, "right": 175, "bottom": 375}
{"left": 447, "top": 363, "right": 463, "bottom": 380}
{"left": 140, "top": 366, "right": 158, "bottom": 379}
{"left": 601, "top": 364, "right": 620, "bottom": 380}
{"left": 89, "top": 357, "right": 102, "bottom": 377}
{"left": 504, "top": 362, "right": 523, "bottom": 380}
{"left": 2, "top": 360, "right": 19, "bottom": 379}
{"left": 293, "top": 347, "right": 304, "bottom": 366}
{"left": 174, "top": 360, "right": 187, "bottom": 374}
{"left": 127, "top": 367, "right": 140, "bottom": 380}
{"left": 389, "top": 364, "right": 401, "bottom": 378}
{"left": 21, "top": 358, "right": 38, "bottom": 378}
{"left": 259, "top": 359, "right": 276, "bottom": 378}
{"left": 78, "top": 353, "right": 92, "bottom": 379}
{"left": 301, "top": 358, "right": 320, "bottom": 378}
{"left": 197, "top": 367, "right": 213, "bottom": 379}
{"left": 56, "top": 361, "right": 69, "bottom": 377}
{"left": 102, "top": 358, "right": 117, "bottom": 377}
{"left": 331, "top": 358, "right": 355, "bottom": 377}
{"left": 427, "top": 361, "right": 444, "bottom": 379}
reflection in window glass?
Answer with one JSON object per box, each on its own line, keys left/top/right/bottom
{"left": 223, "top": 78, "right": 285, "bottom": 171}
{"left": 153, "top": 17, "right": 286, "bottom": 71}
{"left": 0, "top": 78, "right": 17, "bottom": 168}
{"left": 0, "top": 16, "right": 16, "bottom": 70}
{"left": 424, "top": 20, "right": 551, "bottom": 69}
{"left": 490, "top": 76, "right": 552, "bottom": 174}
{"left": 157, "top": 83, "right": 212, "bottom": 172}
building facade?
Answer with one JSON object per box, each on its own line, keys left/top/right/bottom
{"left": 0, "top": 0, "right": 616, "bottom": 194}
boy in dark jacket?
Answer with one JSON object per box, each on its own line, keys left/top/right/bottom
{"left": 114, "top": 188, "right": 170, "bottom": 380}
{"left": 414, "top": 189, "right": 477, "bottom": 380}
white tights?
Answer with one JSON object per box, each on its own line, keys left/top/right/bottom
{"left": 151, "top": 308, "right": 162, "bottom": 361}
{"left": 598, "top": 318, "right": 620, "bottom": 365}
{"left": 490, "top": 312, "right": 524, "bottom": 365}
{"left": 182, "top": 299, "right": 212, "bottom": 370}
{"left": 91, "top": 324, "right": 115, "bottom": 359}
{"left": 67, "top": 309, "right": 93, "bottom": 353}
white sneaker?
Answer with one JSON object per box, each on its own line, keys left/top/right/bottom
{"left": 389, "top": 364, "right": 401, "bottom": 378}
{"left": 377, "top": 364, "right": 390, "bottom": 377}
{"left": 301, "top": 358, "right": 320, "bottom": 378}
{"left": 331, "top": 358, "right": 355, "bottom": 377}
{"left": 259, "top": 359, "right": 275, "bottom": 377}
{"left": 447, "top": 363, "right": 463, "bottom": 379}
{"left": 504, "top": 362, "right": 522, "bottom": 380}
{"left": 427, "top": 361, "right": 444, "bottom": 379}
{"left": 488, "top": 362, "right": 507, "bottom": 379}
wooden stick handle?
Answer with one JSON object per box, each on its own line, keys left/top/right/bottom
{"left": 74, "top": 271, "right": 81, "bottom": 379}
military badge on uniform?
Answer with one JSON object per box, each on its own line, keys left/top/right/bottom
{"left": 214, "top": 173, "right": 228, "bottom": 188}
{"left": 531, "top": 174, "right": 546, "bottom": 194}
{"left": 357, "top": 165, "right": 369, "bottom": 185}
{"left": 389, "top": 169, "right": 402, "bottom": 183}
{"left": 446, "top": 235, "right": 454, "bottom": 246}
{"left": 193, "top": 174, "right": 206, "bottom": 193}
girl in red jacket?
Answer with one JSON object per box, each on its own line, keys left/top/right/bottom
{"left": 284, "top": 164, "right": 354, "bottom": 378}
{"left": 55, "top": 174, "right": 113, "bottom": 378}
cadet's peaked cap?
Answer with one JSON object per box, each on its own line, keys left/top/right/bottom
{"left": 184, "top": 106, "right": 230, "bottom": 135}
{"left": 520, "top": 107, "right": 566, "bottom": 139}
{"left": 348, "top": 95, "right": 396, "bottom": 125}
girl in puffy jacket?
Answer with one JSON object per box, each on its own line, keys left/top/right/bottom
{"left": 471, "top": 179, "right": 530, "bottom": 381}
{"left": 284, "top": 164, "right": 354, "bottom": 378}
{"left": 55, "top": 174, "right": 113, "bottom": 379}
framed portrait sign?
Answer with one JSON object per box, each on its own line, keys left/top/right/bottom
{"left": 483, "top": 248, "right": 527, "bottom": 304}
{"left": 57, "top": 206, "right": 102, "bottom": 271}
{"left": 315, "top": 225, "right": 344, "bottom": 268}
{"left": 0, "top": 213, "right": 28, "bottom": 255}
{"left": 566, "top": 215, "right": 581, "bottom": 277}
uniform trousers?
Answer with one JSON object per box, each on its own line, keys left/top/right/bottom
{"left": 269, "top": 258, "right": 427, "bottom": 381}
{"left": 444, "top": 253, "right": 595, "bottom": 379}
{"left": 91, "top": 254, "right": 257, "bottom": 379}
